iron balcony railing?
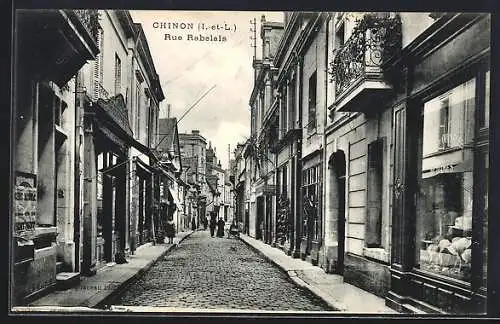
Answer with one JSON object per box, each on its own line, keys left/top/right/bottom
{"left": 331, "top": 13, "right": 402, "bottom": 98}
{"left": 72, "top": 9, "right": 99, "bottom": 42}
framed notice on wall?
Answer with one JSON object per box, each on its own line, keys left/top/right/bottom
{"left": 14, "top": 172, "right": 37, "bottom": 241}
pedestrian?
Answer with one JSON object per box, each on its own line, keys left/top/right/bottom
{"left": 209, "top": 214, "right": 216, "bottom": 237}
{"left": 165, "top": 218, "right": 175, "bottom": 244}
{"left": 191, "top": 217, "right": 196, "bottom": 231}
{"left": 228, "top": 218, "right": 239, "bottom": 238}
{"left": 216, "top": 217, "right": 225, "bottom": 238}
{"left": 203, "top": 216, "right": 208, "bottom": 230}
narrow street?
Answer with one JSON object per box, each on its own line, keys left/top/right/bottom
{"left": 109, "top": 230, "right": 333, "bottom": 311}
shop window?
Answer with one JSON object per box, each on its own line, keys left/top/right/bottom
{"left": 308, "top": 71, "right": 317, "bottom": 132}
{"left": 366, "top": 138, "right": 384, "bottom": 248}
{"left": 302, "top": 165, "right": 321, "bottom": 240}
{"left": 416, "top": 78, "right": 478, "bottom": 282}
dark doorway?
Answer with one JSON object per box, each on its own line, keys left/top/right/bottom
{"left": 256, "top": 196, "right": 264, "bottom": 240}
{"left": 330, "top": 150, "right": 346, "bottom": 274}
{"left": 336, "top": 151, "right": 346, "bottom": 274}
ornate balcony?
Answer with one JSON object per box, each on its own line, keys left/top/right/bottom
{"left": 330, "top": 14, "right": 402, "bottom": 113}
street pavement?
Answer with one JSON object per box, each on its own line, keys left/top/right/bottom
{"left": 110, "top": 230, "right": 335, "bottom": 311}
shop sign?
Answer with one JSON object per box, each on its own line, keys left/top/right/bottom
{"left": 14, "top": 172, "right": 37, "bottom": 240}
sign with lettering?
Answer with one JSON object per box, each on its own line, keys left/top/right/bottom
{"left": 14, "top": 172, "right": 37, "bottom": 240}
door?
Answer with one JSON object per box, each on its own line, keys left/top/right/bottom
{"left": 256, "top": 196, "right": 264, "bottom": 240}
{"left": 335, "top": 150, "right": 346, "bottom": 274}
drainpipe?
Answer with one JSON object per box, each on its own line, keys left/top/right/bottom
{"left": 322, "top": 13, "right": 331, "bottom": 272}
{"left": 294, "top": 53, "right": 304, "bottom": 258}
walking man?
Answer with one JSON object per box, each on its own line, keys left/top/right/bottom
{"left": 209, "top": 214, "right": 217, "bottom": 237}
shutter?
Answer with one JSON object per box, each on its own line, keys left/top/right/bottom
{"left": 366, "top": 139, "right": 383, "bottom": 247}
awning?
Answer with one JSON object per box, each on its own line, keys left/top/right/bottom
{"left": 135, "top": 157, "right": 154, "bottom": 175}
{"left": 155, "top": 166, "right": 175, "bottom": 181}
{"left": 169, "top": 187, "right": 181, "bottom": 208}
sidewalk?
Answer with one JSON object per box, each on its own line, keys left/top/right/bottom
{"left": 239, "top": 234, "right": 399, "bottom": 314}
{"left": 13, "top": 231, "right": 194, "bottom": 312}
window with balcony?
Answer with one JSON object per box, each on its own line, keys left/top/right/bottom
{"left": 308, "top": 71, "right": 317, "bottom": 132}
{"left": 329, "top": 13, "right": 402, "bottom": 112}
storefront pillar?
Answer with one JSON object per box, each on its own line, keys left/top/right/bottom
{"left": 82, "top": 114, "right": 97, "bottom": 276}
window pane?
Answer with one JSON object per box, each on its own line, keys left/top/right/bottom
{"left": 416, "top": 79, "right": 476, "bottom": 282}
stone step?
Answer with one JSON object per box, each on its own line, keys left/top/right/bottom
{"left": 56, "top": 261, "right": 65, "bottom": 273}
{"left": 401, "top": 303, "right": 428, "bottom": 314}
{"left": 56, "top": 272, "right": 81, "bottom": 291}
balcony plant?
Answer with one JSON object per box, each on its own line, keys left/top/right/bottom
{"left": 328, "top": 13, "right": 402, "bottom": 96}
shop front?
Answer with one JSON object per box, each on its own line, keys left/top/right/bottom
{"left": 386, "top": 13, "right": 490, "bottom": 314}
{"left": 299, "top": 151, "right": 323, "bottom": 265}
{"left": 82, "top": 94, "right": 132, "bottom": 274}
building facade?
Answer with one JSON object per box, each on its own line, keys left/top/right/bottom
{"left": 243, "top": 11, "right": 491, "bottom": 314}
{"left": 248, "top": 15, "right": 284, "bottom": 242}
{"left": 179, "top": 130, "right": 208, "bottom": 227}
{"left": 12, "top": 9, "right": 100, "bottom": 305}
{"left": 11, "top": 9, "right": 169, "bottom": 306}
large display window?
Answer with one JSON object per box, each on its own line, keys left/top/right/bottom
{"left": 415, "top": 72, "right": 489, "bottom": 285}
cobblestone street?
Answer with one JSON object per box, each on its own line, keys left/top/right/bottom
{"left": 110, "top": 230, "right": 333, "bottom": 311}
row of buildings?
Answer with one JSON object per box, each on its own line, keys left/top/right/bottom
{"left": 10, "top": 9, "right": 233, "bottom": 307}
{"left": 233, "top": 12, "right": 491, "bottom": 314}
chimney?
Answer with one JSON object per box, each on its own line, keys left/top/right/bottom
{"left": 167, "top": 104, "right": 171, "bottom": 118}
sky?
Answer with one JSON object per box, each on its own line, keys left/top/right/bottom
{"left": 130, "top": 10, "right": 284, "bottom": 169}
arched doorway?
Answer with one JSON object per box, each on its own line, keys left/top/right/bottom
{"left": 328, "top": 150, "right": 346, "bottom": 274}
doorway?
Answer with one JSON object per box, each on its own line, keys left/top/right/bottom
{"left": 256, "top": 196, "right": 264, "bottom": 240}
{"left": 329, "top": 150, "right": 346, "bottom": 274}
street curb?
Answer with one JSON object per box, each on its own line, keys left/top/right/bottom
{"left": 237, "top": 235, "right": 342, "bottom": 312}
{"left": 93, "top": 231, "right": 195, "bottom": 309}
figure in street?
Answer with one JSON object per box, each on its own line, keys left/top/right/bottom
{"left": 191, "top": 217, "right": 197, "bottom": 231}
{"left": 228, "top": 218, "right": 239, "bottom": 238}
{"left": 166, "top": 218, "right": 175, "bottom": 244}
{"left": 203, "top": 216, "right": 208, "bottom": 230}
{"left": 216, "top": 217, "right": 226, "bottom": 238}
{"left": 209, "top": 214, "right": 217, "bottom": 237}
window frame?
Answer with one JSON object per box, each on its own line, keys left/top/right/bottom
{"left": 307, "top": 71, "right": 317, "bottom": 133}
